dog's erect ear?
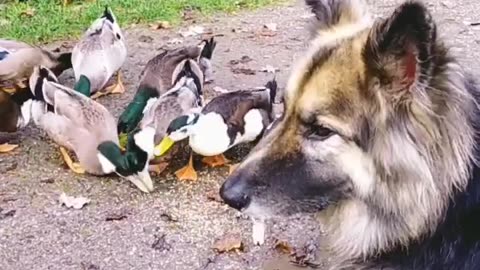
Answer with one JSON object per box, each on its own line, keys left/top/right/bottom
{"left": 363, "top": 2, "right": 437, "bottom": 92}
{"left": 305, "top": 0, "right": 370, "bottom": 33}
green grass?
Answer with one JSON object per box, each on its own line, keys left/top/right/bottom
{"left": 0, "top": 0, "right": 282, "bottom": 44}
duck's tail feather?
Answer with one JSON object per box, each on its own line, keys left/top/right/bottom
{"left": 102, "top": 6, "right": 115, "bottom": 23}
{"left": 173, "top": 59, "right": 203, "bottom": 97}
{"left": 29, "top": 66, "right": 58, "bottom": 112}
{"left": 200, "top": 37, "right": 217, "bottom": 60}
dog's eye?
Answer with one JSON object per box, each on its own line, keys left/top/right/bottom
{"left": 307, "top": 125, "right": 334, "bottom": 141}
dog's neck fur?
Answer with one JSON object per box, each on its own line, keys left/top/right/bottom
{"left": 322, "top": 44, "right": 480, "bottom": 269}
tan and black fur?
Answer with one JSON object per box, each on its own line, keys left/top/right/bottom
{"left": 220, "top": 1, "right": 480, "bottom": 269}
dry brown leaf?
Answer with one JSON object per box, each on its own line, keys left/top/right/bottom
{"left": 231, "top": 67, "right": 256, "bottom": 75}
{"left": 260, "top": 64, "right": 279, "bottom": 73}
{"left": 0, "top": 144, "right": 18, "bottom": 153}
{"left": 212, "top": 233, "right": 244, "bottom": 253}
{"left": 160, "top": 212, "right": 179, "bottom": 222}
{"left": 264, "top": 23, "right": 277, "bottom": 32}
{"left": 59, "top": 193, "right": 90, "bottom": 210}
{"left": 289, "top": 242, "right": 321, "bottom": 268}
{"left": 179, "top": 25, "right": 205, "bottom": 37}
{"left": 274, "top": 239, "right": 293, "bottom": 254}
{"left": 259, "top": 30, "right": 277, "bottom": 37}
{"left": 105, "top": 212, "right": 127, "bottom": 221}
{"left": 213, "top": 86, "right": 230, "bottom": 94}
{"left": 182, "top": 9, "right": 196, "bottom": 21}
{"left": 20, "top": 8, "right": 36, "bottom": 17}
{"left": 149, "top": 21, "right": 171, "bottom": 30}
{"left": 230, "top": 55, "right": 253, "bottom": 65}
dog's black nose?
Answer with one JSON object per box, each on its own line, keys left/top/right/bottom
{"left": 220, "top": 175, "right": 251, "bottom": 211}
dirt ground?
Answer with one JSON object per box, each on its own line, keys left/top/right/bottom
{"left": 1, "top": 0, "right": 479, "bottom": 269}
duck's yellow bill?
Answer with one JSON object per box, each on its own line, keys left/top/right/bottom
{"left": 118, "top": 133, "right": 128, "bottom": 149}
{"left": 154, "top": 137, "right": 175, "bottom": 157}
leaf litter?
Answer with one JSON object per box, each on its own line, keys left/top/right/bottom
{"left": 59, "top": 193, "right": 90, "bottom": 210}
{"left": 212, "top": 233, "right": 244, "bottom": 253}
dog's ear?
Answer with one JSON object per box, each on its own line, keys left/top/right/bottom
{"left": 363, "top": 2, "right": 436, "bottom": 93}
{"left": 305, "top": 0, "right": 370, "bottom": 34}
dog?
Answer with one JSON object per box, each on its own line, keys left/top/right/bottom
{"left": 220, "top": 0, "right": 480, "bottom": 269}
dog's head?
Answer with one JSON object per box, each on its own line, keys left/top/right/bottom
{"left": 220, "top": 0, "right": 475, "bottom": 257}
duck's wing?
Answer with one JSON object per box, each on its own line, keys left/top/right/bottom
{"left": 203, "top": 80, "right": 277, "bottom": 131}
{"left": 138, "top": 46, "right": 201, "bottom": 94}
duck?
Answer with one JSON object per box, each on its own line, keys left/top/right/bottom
{"left": 155, "top": 78, "right": 278, "bottom": 181}
{"left": 28, "top": 66, "right": 154, "bottom": 193}
{"left": 71, "top": 6, "right": 127, "bottom": 99}
{"left": 117, "top": 37, "right": 216, "bottom": 140}
{"left": 0, "top": 86, "right": 34, "bottom": 153}
{"left": 125, "top": 58, "right": 205, "bottom": 177}
{"left": 0, "top": 39, "right": 72, "bottom": 93}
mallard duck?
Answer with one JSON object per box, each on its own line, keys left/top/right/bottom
{"left": 0, "top": 39, "right": 72, "bottom": 93}
{"left": 117, "top": 37, "right": 216, "bottom": 138}
{"left": 0, "top": 86, "right": 34, "bottom": 153}
{"left": 72, "top": 6, "right": 127, "bottom": 99}
{"left": 125, "top": 58, "right": 205, "bottom": 178}
{"left": 155, "top": 78, "right": 278, "bottom": 181}
{"left": 29, "top": 66, "right": 154, "bottom": 193}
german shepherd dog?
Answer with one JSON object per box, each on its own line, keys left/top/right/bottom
{"left": 220, "top": 0, "right": 480, "bottom": 269}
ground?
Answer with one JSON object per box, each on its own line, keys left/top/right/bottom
{"left": 1, "top": 0, "right": 479, "bottom": 269}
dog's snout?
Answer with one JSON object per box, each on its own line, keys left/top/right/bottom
{"left": 220, "top": 173, "right": 251, "bottom": 211}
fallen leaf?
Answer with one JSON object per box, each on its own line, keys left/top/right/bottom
{"left": 167, "top": 38, "right": 183, "bottom": 45}
{"left": 252, "top": 218, "right": 266, "bottom": 245}
{"left": 274, "top": 239, "right": 293, "bottom": 254}
{"left": 105, "top": 212, "right": 127, "bottom": 221}
{"left": 0, "top": 144, "right": 18, "bottom": 153}
{"left": 138, "top": 35, "right": 154, "bottom": 43}
{"left": 179, "top": 25, "right": 205, "bottom": 37}
{"left": 20, "top": 7, "right": 35, "bottom": 17}
{"left": 212, "top": 233, "right": 244, "bottom": 253}
{"left": 289, "top": 241, "right": 321, "bottom": 268}
{"left": 260, "top": 65, "right": 279, "bottom": 73}
{"left": 212, "top": 86, "right": 230, "bottom": 94}
{"left": 264, "top": 23, "right": 277, "bottom": 32}
{"left": 206, "top": 190, "right": 224, "bottom": 202}
{"left": 231, "top": 67, "right": 256, "bottom": 75}
{"left": 232, "top": 27, "right": 249, "bottom": 33}
{"left": 151, "top": 234, "right": 172, "bottom": 251}
{"left": 0, "top": 209, "right": 15, "bottom": 220}
{"left": 59, "top": 193, "right": 90, "bottom": 210}
{"left": 40, "top": 177, "right": 55, "bottom": 184}
{"left": 230, "top": 55, "right": 253, "bottom": 65}
{"left": 160, "top": 212, "right": 179, "bottom": 222}
{"left": 182, "top": 9, "right": 196, "bottom": 21}
{"left": 149, "top": 21, "right": 171, "bottom": 30}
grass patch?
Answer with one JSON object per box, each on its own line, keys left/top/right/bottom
{"left": 0, "top": 0, "right": 283, "bottom": 44}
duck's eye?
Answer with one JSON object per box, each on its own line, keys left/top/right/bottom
{"left": 307, "top": 125, "right": 334, "bottom": 141}
{"left": 116, "top": 33, "right": 121, "bottom": 40}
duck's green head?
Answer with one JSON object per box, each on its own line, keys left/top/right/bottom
{"left": 154, "top": 113, "right": 200, "bottom": 156}
{"left": 97, "top": 126, "right": 156, "bottom": 193}
{"left": 73, "top": 75, "right": 92, "bottom": 97}
{"left": 117, "top": 86, "right": 159, "bottom": 145}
